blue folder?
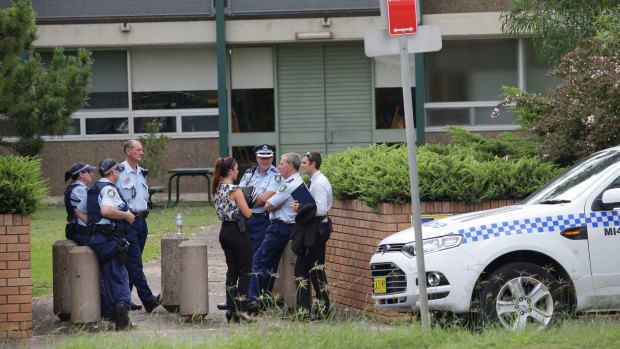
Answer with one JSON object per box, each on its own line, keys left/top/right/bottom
{"left": 291, "top": 184, "right": 315, "bottom": 204}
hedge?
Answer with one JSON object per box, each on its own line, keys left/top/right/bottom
{"left": 320, "top": 144, "right": 562, "bottom": 208}
{"left": 0, "top": 155, "right": 48, "bottom": 215}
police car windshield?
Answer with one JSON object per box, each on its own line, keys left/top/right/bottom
{"left": 521, "top": 150, "right": 620, "bottom": 205}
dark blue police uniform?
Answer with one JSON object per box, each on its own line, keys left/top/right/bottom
{"left": 247, "top": 172, "right": 303, "bottom": 306}
{"left": 117, "top": 160, "right": 159, "bottom": 312}
{"left": 87, "top": 175, "right": 132, "bottom": 327}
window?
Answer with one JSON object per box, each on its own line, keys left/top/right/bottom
{"left": 230, "top": 47, "right": 275, "bottom": 133}
{"left": 424, "top": 39, "right": 531, "bottom": 128}
{"left": 86, "top": 51, "right": 129, "bottom": 109}
{"left": 374, "top": 55, "right": 415, "bottom": 130}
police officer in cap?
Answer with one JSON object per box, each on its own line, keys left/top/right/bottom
{"left": 64, "top": 162, "right": 96, "bottom": 246}
{"left": 86, "top": 158, "right": 135, "bottom": 330}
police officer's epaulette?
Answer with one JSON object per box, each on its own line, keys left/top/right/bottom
{"left": 245, "top": 166, "right": 257, "bottom": 174}
{"left": 269, "top": 167, "right": 280, "bottom": 173}
{"left": 285, "top": 178, "right": 294, "bottom": 183}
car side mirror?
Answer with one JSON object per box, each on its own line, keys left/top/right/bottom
{"left": 601, "top": 188, "right": 620, "bottom": 210}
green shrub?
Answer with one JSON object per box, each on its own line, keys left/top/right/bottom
{"left": 0, "top": 155, "right": 48, "bottom": 215}
{"left": 139, "top": 120, "right": 170, "bottom": 180}
{"left": 321, "top": 144, "right": 562, "bottom": 208}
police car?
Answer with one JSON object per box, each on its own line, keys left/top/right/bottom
{"left": 370, "top": 146, "right": 620, "bottom": 330}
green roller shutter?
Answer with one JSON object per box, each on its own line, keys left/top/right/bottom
{"left": 276, "top": 43, "right": 372, "bottom": 155}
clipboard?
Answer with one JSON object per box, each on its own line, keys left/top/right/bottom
{"left": 291, "top": 184, "right": 315, "bottom": 204}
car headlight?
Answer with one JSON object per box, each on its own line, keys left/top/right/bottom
{"left": 401, "top": 234, "right": 463, "bottom": 258}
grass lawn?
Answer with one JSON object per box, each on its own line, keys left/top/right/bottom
{"left": 31, "top": 202, "right": 218, "bottom": 297}
{"left": 47, "top": 318, "right": 620, "bottom": 348}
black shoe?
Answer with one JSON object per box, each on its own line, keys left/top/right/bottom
{"left": 247, "top": 301, "right": 260, "bottom": 315}
{"left": 115, "top": 304, "right": 131, "bottom": 330}
{"left": 144, "top": 294, "right": 161, "bottom": 313}
{"left": 130, "top": 302, "right": 143, "bottom": 311}
{"left": 226, "top": 310, "right": 256, "bottom": 324}
{"left": 217, "top": 301, "right": 228, "bottom": 311}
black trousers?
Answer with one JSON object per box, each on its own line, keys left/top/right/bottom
{"left": 219, "top": 221, "right": 253, "bottom": 312}
{"left": 294, "top": 224, "right": 330, "bottom": 312}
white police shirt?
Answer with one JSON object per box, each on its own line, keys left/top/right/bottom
{"left": 239, "top": 165, "right": 281, "bottom": 214}
{"left": 117, "top": 160, "right": 149, "bottom": 212}
{"left": 70, "top": 180, "right": 88, "bottom": 226}
{"left": 308, "top": 170, "right": 333, "bottom": 223}
{"left": 97, "top": 178, "right": 127, "bottom": 225}
{"left": 267, "top": 172, "right": 304, "bottom": 224}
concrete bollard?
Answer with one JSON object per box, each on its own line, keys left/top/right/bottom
{"left": 179, "top": 239, "right": 209, "bottom": 321}
{"left": 161, "top": 233, "right": 188, "bottom": 313}
{"left": 69, "top": 246, "right": 100, "bottom": 324}
{"left": 53, "top": 239, "right": 77, "bottom": 321}
{"left": 271, "top": 240, "right": 301, "bottom": 310}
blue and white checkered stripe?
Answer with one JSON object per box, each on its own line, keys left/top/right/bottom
{"left": 457, "top": 211, "right": 620, "bottom": 244}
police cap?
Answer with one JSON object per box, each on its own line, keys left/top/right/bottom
{"left": 68, "top": 162, "right": 96, "bottom": 176}
{"left": 98, "top": 158, "right": 124, "bottom": 177}
{"left": 253, "top": 144, "right": 276, "bottom": 158}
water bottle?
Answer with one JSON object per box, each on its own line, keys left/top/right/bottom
{"left": 176, "top": 213, "right": 183, "bottom": 234}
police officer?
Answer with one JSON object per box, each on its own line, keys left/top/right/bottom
{"left": 63, "top": 162, "right": 96, "bottom": 246}
{"left": 247, "top": 152, "right": 303, "bottom": 313}
{"left": 86, "top": 158, "right": 135, "bottom": 330}
{"left": 117, "top": 139, "right": 160, "bottom": 313}
{"left": 217, "top": 144, "right": 281, "bottom": 311}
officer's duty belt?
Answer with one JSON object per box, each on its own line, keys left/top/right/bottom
{"left": 270, "top": 219, "right": 292, "bottom": 225}
{"left": 131, "top": 210, "right": 149, "bottom": 219}
{"left": 93, "top": 224, "right": 124, "bottom": 238}
{"left": 74, "top": 224, "right": 89, "bottom": 235}
{"left": 252, "top": 212, "right": 269, "bottom": 219}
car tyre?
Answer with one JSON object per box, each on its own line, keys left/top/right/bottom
{"left": 477, "top": 262, "right": 568, "bottom": 330}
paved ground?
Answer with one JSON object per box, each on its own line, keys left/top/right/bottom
{"left": 7, "top": 222, "right": 239, "bottom": 348}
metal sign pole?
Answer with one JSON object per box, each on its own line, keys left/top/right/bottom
{"left": 398, "top": 35, "right": 430, "bottom": 331}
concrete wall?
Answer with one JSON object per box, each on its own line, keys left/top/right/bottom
{"left": 43, "top": 138, "right": 219, "bottom": 196}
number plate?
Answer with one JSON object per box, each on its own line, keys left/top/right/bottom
{"left": 374, "top": 277, "right": 387, "bottom": 294}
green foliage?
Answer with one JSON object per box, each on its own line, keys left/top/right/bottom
{"left": 0, "top": 155, "right": 48, "bottom": 215}
{"left": 446, "top": 126, "right": 538, "bottom": 159}
{"left": 500, "top": 0, "right": 618, "bottom": 66}
{"left": 321, "top": 144, "right": 561, "bottom": 208}
{"left": 0, "top": 0, "right": 92, "bottom": 156}
{"left": 139, "top": 120, "right": 170, "bottom": 180}
{"left": 496, "top": 40, "right": 620, "bottom": 166}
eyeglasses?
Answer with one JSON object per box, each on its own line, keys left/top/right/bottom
{"left": 305, "top": 152, "right": 313, "bottom": 162}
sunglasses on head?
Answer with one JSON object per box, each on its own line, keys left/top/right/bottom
{"left": 305, "top": 152, "right": 313, "bottom": 161}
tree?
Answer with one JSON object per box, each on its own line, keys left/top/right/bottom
{"left": 0, "top": 0, "right": 92, "bottom": 156}
{"left": 501, "top": 0, "right": 619, "bottom": 66}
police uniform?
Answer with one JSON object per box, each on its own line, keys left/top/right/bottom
{"left": 65, "top": 181, "right": 89, "bottom": 245}
{"left": 65, "top": 162, "right": 96, "bottom": 245}
{"left": 116, "top": 160, "right": 159, "bottom": 312}
{"left": 247, "top": 172, "right": 304, "bottom": 305}
{"left": 87, "top": 168, "right": 132, "bottom": 327}
{"left": 239, "top": 145, "right": 281, "bottom": 256}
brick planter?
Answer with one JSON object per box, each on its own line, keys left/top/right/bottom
{"left": 325, "top": 199, "right": 516, "bottom": 312}
{"left": 0, "top": 214, "right": 32, "bottom": 339}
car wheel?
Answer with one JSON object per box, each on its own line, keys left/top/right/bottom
{"left": 478, "top": 262, "right": 564, "bottom": 330}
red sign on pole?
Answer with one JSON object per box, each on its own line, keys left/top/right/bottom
{"left": 386, "top": 0, "right": 418, "bottom": 36}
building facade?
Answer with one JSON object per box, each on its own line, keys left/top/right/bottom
{"left": 1, "top": 0, "right": 558, "bottom": 195}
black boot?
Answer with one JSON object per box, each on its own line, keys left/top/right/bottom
{"left": 115, "top": 304, "right": 131, "bottom": 330}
